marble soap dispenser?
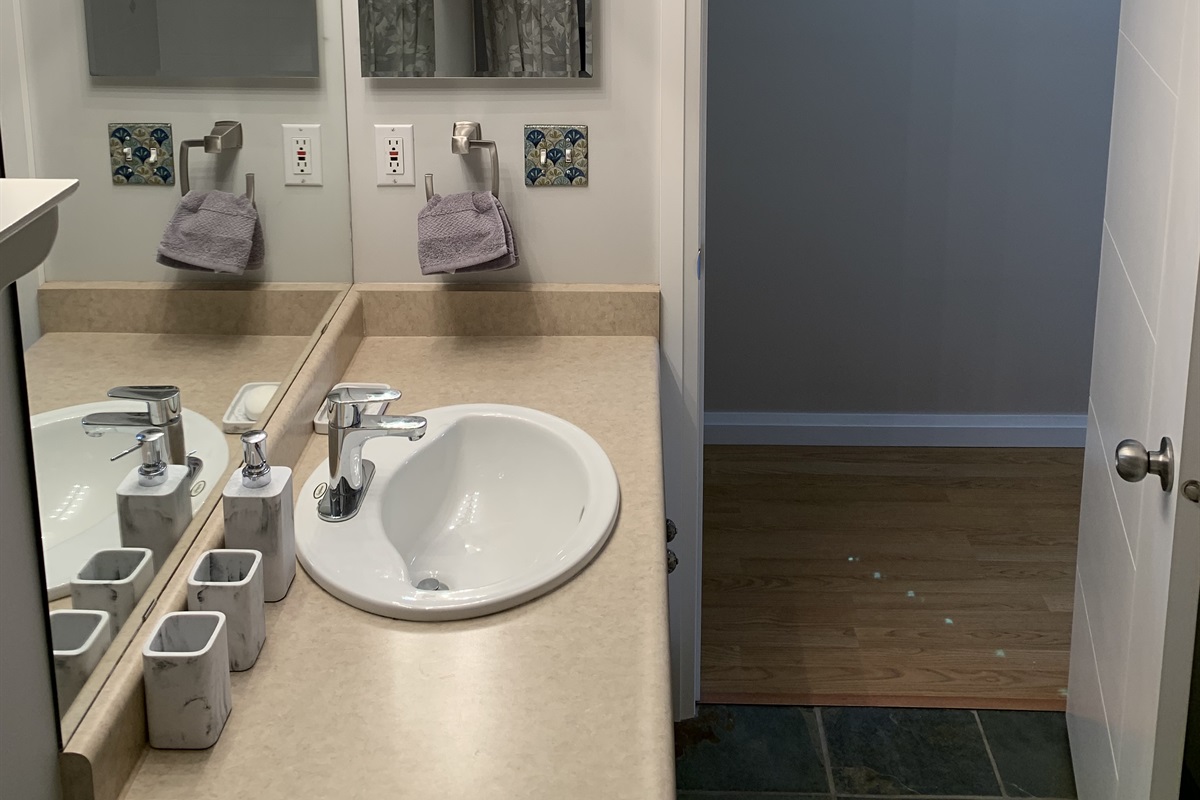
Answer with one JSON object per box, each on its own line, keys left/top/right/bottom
{"left": 116, "top": 429, "right": 194, "bottom": 570}
{"left": 222, "top": 430, "right": 296, "bottom": 601}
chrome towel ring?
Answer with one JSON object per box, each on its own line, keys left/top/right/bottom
{"left": 424, "top": 121, "right": 499, "bottom": 201}
{"left": 178, "top": 120, "right": 255, "bottom": 206}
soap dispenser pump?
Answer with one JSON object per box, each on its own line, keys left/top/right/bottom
{"left": 116, "top": 428, "right": 194, "bottom": 570}
{"left": 222, "top": 430, "right": 295, "bottom": 601}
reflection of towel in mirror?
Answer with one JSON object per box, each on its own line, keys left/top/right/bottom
{"left": 417, "top": 191, "right": 518, "bottom": 275}
{"left": 156, "top": 190, "right": 264, "bottom": 274}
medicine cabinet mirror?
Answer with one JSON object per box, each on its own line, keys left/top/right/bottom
{"left": 83, "top": 0, "right": 322, "bottom": 78}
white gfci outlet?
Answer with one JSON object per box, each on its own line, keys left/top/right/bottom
{"left": 282, "top": 124, "right": 322, "bottom": 186}
{"left": 384, "top": 138, "right": 403, "bottom": 174}
{"left": 375, "top": 124, "right": 415, "bottom": 186}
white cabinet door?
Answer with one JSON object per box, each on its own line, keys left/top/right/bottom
{"left": 1067, "top": 1, "right": 1200, "bottom": 797}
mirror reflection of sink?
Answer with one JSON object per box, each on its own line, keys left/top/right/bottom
{"left": 295, "top": 404, "right": 620, "bottom": 621}
{"left": 32, "top": 401, "right": 229, "bottom": 599}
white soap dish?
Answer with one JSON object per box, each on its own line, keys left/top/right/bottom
{"left": 222, "top": 382, "right": 280, "bottom": 434}
{"left": 313, "top": 383, "right": 392, "bottom": 434}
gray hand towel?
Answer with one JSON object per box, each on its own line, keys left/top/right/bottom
{"left": 156, "top": 190, "right": 264, "bottom": 274}
{"left": 418, "top": 191, "right": 519, "bottom": 275}
{"left": 453, "top": 197, "right": 519, "bottom": 273}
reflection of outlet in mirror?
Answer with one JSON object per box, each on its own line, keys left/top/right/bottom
{"left": 375, "top": 124, "right": 415, "bottom": 186}
{"left": 282, "top": 123, "right": 322, "bottom": 186}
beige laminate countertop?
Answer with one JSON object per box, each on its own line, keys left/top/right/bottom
{"left": 119, "top": 335, "right": 674, "bottom": 800}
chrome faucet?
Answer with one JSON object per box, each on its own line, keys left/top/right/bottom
{"left": 319, "top": 387, "right": 427, "bottom": 523}
{"left": 81, "top": 386, "right": 188, "bottom": 466}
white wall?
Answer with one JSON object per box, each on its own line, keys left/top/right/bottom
{"left": 344, "top": 0, "right": 660, "bottom": 284}
{"left": 14, "top": 0, "right": 352, "bottom": 283}
{"left": 703, "top": 0, "right": 1121, "bottom": 434}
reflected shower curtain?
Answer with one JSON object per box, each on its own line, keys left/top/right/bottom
{"left": 476, "top": 0, "right": 591, "bottom": 77}
{"left": 360, "top": 0, "right": 436, "bottom": 77}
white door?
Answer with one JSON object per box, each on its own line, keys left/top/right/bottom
{"left": 1066, "top": 0, "right": 1200, "bottom": 796}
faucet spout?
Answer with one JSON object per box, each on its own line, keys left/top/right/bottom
{"left": 81, "top": 411, "right": 153, "bottom": 437}
{"left": 361, "top": 414, "right": 428, "bottom": 441}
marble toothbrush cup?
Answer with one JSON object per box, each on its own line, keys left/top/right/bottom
{"left": 186, "top": 549, "right": 266, "bottom": 671}
{"left": 142, "top": 611, "right": 232, "bottom": 749}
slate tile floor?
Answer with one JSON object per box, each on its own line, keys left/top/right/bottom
{"left": 676, "top": 705, "right": 1076, "bottom": 799}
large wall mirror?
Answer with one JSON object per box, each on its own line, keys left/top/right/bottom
{"left": 6, "top": 0, "right": 353, "bottom": 746}
{"left": 359, "top": 0, "right": 593, "bottom": 77}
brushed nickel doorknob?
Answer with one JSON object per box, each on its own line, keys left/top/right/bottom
{"left": 1115, "top": 437, "right": 1174, "bottom": 492}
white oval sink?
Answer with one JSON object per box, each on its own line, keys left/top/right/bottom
{"left": 295, "top": 404, "right": 620, "bottom": 621}
{"left": 32, "top": 401, "right": 228, "bottom": 598}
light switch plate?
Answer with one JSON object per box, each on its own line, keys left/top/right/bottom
{"left": 282, "top": 124, "right": 323, "bottom": 186}
{"left": 109, "top": 123, "right": 174, "bottom": 185}
{"left": 375, "top": 124, "right": 415, "bottom": 186}
{"left": 524, "top": 124, "right": 588, "bottom": 186}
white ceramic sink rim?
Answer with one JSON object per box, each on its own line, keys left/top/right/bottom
{"left": 32, "top": 400, "right": 228, "bottom": 598}
{"left": 295, "top": 404, "right": 620, "bottom": 621}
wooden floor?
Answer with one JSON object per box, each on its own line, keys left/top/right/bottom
{"left": 700, "top": 446, "right": 1084, "bottom": 711}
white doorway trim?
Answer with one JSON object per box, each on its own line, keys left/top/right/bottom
{"left": 658, "top": 0, "right": 705, "bottom": 720}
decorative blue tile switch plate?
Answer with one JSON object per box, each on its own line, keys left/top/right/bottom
{"left": 109, "top": 123, "right": 174, "bottom": 185}
{"left": 524, "top": 124, "right": 588, "bottom": 187}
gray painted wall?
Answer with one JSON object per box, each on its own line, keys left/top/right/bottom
{"left": 0, "top": 285, "right": 61, "bottom": 799}
{"left": 705, "top": 0, "right": 1120, "bottom": 416}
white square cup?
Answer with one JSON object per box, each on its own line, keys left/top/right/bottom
{"left": 142, "top": 611, "right": 232, "bottom": 749}
{"left": 50, "top": 609, "right": 114, "bottom": 715}
{"left": 70, "top": 547, "right": 155, "bottom": 633}
{"left": 186, "top": 549, "right": 266, "bottom": 671}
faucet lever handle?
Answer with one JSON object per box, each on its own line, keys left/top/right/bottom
{"left": 107, "top": 385, "right": 182, "bottom": 426}
{"left": 110, "top": 440, "right": 143, "bottom": 462}
{"left": 325, "top": 387, "right": 402, "bottom": 430}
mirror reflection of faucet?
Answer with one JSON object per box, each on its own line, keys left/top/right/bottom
{"left": 81, "top": 385, "right": 188, "bottom": 465}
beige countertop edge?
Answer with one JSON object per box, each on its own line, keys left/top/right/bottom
{"left": 114, "top": 329, "right": 674, "bottom": 800}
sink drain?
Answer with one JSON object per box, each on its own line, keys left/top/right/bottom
{"left": 415, "top": 578, "right": 449, "bottom": 591}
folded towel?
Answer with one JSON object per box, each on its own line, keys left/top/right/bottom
{"left": 417, "top": 191, "right": 519, "bottom": 275}
{"left": 156, "top": 190, "right": 264, "bottom": 274}
{"left": 453, "top": 198, "right": 520, "bottom": 273}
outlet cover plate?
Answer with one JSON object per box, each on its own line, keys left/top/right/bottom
{"left": 283, "top": 123, "right": 323, "bottom": 186}
{"left": 524, "top": 124, "right": 587, "bottom": 187}
{"left": 375, "top": 124, "right": 415, "bottom": 186}
{"left": 109, "top": 123, "right": 174, "bottom": 185}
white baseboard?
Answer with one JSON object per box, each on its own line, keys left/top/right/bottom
{"left": 703, "top": 412, "right": 1087, "bottom": 447}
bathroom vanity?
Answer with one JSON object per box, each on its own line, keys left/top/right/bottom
{"left": 64, "top": 286, "right": 673, "bottom": 800}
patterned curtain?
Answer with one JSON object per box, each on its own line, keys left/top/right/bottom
{"left": 360, "top": 0, "right": 436, "bottom": 77}
{"left": 476, "top": 0, "right": 591, "bottom": 78}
